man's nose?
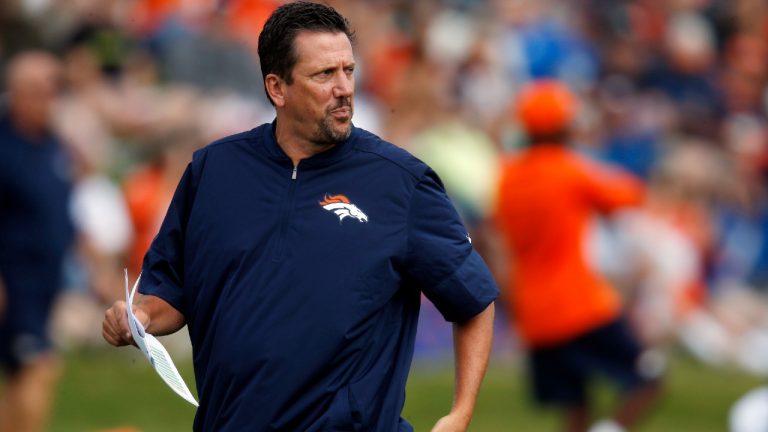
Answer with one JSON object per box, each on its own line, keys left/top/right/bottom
{"left": 332, "top": 73, "right": 354, "bottom": 98}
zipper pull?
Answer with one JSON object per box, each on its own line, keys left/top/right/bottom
{"left": 291, "top": 166, "right": 297, "bottom": 180}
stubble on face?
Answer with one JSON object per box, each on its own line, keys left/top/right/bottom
{"left": 314, "top": 96, "right": 353, "bottom": 146}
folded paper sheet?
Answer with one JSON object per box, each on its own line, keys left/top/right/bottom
{"left": 125, "top": 270, "right": 199, "bottom": 407}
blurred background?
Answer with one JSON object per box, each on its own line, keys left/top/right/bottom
{"left": 1, "top": 0, "right": 768, "bottom": 430}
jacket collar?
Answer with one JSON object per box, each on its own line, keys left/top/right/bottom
{"left": 260, "top": 119, "right": 358, "bottom": 167}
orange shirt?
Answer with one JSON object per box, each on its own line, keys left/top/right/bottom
{"left": 123, "top": 164, "right": 173, "bottom": 276}
{"left": 494, "top": 145, "right": 644, "bottom": 347}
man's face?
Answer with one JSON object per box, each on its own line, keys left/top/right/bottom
{"left": 281, "top": 31, "right": 355, "bottom": 146}
{"left": 9, "top": 60, "right": 60, "bottom": 132}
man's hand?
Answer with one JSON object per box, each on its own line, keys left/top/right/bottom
{"left": 102, "top": 294, "right": 185, "bottom": 346}
{"left": 431, "top": 412, "right": 471, "bottom": 432}
{"left": 102, "top": 300, "right": 150, "bottom": 347}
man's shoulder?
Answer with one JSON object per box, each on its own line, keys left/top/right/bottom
{"left": 352, "top": 127, "right": 428, "bottom": 181}
{"left": 183, "top": 126, "right": 269, "bottom": 179}
{"left": 194, "top": 126, "right": 264, "bottom": 158}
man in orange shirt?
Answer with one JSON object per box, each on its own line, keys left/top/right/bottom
{"left": 494, "top": 80, "right": 661, "bottom": 432}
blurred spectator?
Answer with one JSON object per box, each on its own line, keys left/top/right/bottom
{"left": 66, "top": 146, "right": 133, "bottom": 305}
{"left": 410, "top": 119, "right": 499, "bottom": 230}
{"left": 0, "top": 51, "right": 73, "bottom": 432}
{"left": 457, "top": 31, "right": 515, "bottom": 131}
{"left": 159, "top": 10, "right": 263, "bottom": 98}
{"left": 123, "top": 127, "right": 198, "bottom": 277}
{"left": 720, "top": 34, "right": 768, "bottom": 115}
{"left": 712, "top": 115, "right": 768, "bottom": 291}
{"left": 607, "top": 141, "right": 721, "bottom": 356}
{"left": 125, "top": 0, "right": 217, "bottom": 37}
{"left": 226, "top": 0, "right": 281, "bottom": 54}
{"left": 494, "top": 80, "right": 661, "bottom": 432}
{"left": 595, "top": 77, "right": 670, "bottom": 180}
{"left": 0, "top": 1, "right": 44, "bottom": 76}
{"left": 408, "top": 79, "right": 500, "bottom": 262}
{"left": 63, "top": 1, "right": 136, "bottom": 79}
{"left": 607, "top": 140, "right": 768, "bottom": 377}
{"left": 643, "top": 11, "right": 723, "bottom": 137}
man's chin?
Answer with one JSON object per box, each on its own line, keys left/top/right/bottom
{"left": 336, "top": 123, "right": 352, "bottom": 139}
{"left": 330, "top": 126, "right": 353, "bottom": 142}
{"left": 315, "top": 116, "right": 353, "bottom": 145}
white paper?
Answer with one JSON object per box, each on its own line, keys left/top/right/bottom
{"left": 124, "top": 270, "right": 199, "bottom": 407}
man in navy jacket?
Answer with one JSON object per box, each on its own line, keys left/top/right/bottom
{"left": 102, "top": 2, "right": 498, "bottom": 431}
{"left": 0, "top": 52, "right": 74, "bottom": 432}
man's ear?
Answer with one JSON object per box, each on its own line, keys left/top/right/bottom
{"left": 265, "top": 74, "right": 286, "bottom": 107}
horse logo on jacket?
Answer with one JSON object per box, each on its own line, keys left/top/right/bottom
{"left": 319, "top": 194, "right": 368, "bottom": 223}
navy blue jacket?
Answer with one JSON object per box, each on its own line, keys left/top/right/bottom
{"left": 139, "top": 122, "right": 498, "bottom": 431}
{"left": 0, "top": 114, "right": 74, "bottom": 371}
{"left": 0, "top": 115, "right": 73, "bottom": 265}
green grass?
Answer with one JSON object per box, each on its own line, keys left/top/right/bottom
{"left": 27, "top": 348, "right": 764, "bottom": 431}
{"left": 403, "top": 354, "right": 765, "bottom": 431}
{"left": 51, "top": 348, "right": 197, "bottom": 432}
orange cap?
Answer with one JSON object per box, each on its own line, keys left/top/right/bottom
{"left": 515, "top": 79, "right": 577, "bottom": 137}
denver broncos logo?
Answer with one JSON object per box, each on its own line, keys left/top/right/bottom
{"left": 319, "top": 194, "right": 368, "bottom": 223}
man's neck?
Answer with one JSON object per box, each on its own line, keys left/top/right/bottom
{"left": 10, "top": 115, "right": 48, "bottom": 143}
{"left": 274, "top": 122, "right": 335, "bottom": 166}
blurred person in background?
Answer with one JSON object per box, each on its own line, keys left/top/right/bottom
{"left": 406, "top": 24, "right": 501, "bottom": 264}
{"left": 0, "top": 51, "right": 74, "bottom": 432}
{"left": 123, "top": 126, "right": 200, "bottom": 277}
{"left": 604, "top": 141, "right": 721, "bottom": 366}
{"left": 103, "top": 2, "right": 498, "bottom": 431}
{"left": 494, "top": 79, "right": 661, "bottom": 432}
{"left": 158, "top": 8, "right": 263, "bottom": 99}
{"left": 642, "top": 10, "right": 723, "bottom": 139}
{"left": 0, "top": 1, "right": 44, "bottom": 74}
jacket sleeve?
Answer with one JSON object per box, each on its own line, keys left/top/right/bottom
{"left": 403, "top": 169, "right": 499, "bottom": 322}
{"left": 138, "top": 152, "right": 204, "bottom": 316}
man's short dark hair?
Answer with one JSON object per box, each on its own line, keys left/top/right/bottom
{"left": 258, "top": 1, "right": 355, "bottom": 103}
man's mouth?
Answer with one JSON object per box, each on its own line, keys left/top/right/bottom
{"left": 330, "top": 105, "right": 352, "bottom": 119}
{"left": 331, "top": 106, "right": 351, "bottom": 114}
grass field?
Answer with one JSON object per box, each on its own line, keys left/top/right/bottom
{"left": 32, "top": 347, "right": 763, "bottom": 431}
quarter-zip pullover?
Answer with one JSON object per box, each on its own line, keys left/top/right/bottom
{"left": 140, "top": 121, "right": 498, "bottom": 431}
